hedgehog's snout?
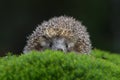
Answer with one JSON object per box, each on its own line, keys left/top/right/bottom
{"left": 51, "top": 37, "right": 67, "bottom": 53}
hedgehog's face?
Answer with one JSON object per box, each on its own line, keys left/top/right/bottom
{"left": 38, "top": 27, "right": 76, "bottom": 53}
{"left": 40, "top": 37, "right": 75, "bottom": 53}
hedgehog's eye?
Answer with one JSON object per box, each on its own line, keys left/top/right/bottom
{"left": 65, "top": 42, "right": 68, "bottom": 48}
{"left": 49, "top": 42, "right": 53, "bottom": 47}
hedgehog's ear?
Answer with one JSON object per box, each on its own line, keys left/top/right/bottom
{"left": 42, "top": 35, "right": 48, "bottom": 39}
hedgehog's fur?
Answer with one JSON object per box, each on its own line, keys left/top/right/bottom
{"left": 23, "top": 16, "right": 92, "bottom": 54}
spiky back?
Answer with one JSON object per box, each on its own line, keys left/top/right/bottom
{"left": 23, "top": 16, "right": 92, "bottom": 53}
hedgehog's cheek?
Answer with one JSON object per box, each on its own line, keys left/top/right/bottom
{"left": 68, "top": 42, "right": 74, "bottom": 47}
{"left": 40, "top": 41, "right": 47, "bottom": 47}
{"left": 40, "top": 41, "right": 50, "bottom": 49}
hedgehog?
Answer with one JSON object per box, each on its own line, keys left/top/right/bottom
{"left": 23, "top": 16, "right": 92, "bottom": 54}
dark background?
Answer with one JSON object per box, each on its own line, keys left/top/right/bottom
{"left": 0, "top": 0, "right": 120, "bottom": 56}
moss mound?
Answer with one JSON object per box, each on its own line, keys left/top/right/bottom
{"left": 0, "top": 49, "right": 120, "bottom": 80}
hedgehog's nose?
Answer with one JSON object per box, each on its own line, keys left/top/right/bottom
{"left": 57, "top": 48, "right": 63, "bottom": 51}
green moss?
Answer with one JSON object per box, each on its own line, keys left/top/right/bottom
{"left": 0, "top": 49, "right": 120, "bottom": 80}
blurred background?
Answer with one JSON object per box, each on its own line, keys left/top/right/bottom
{"left": 0, "top": 0, "right": 120, "bottom": 56}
